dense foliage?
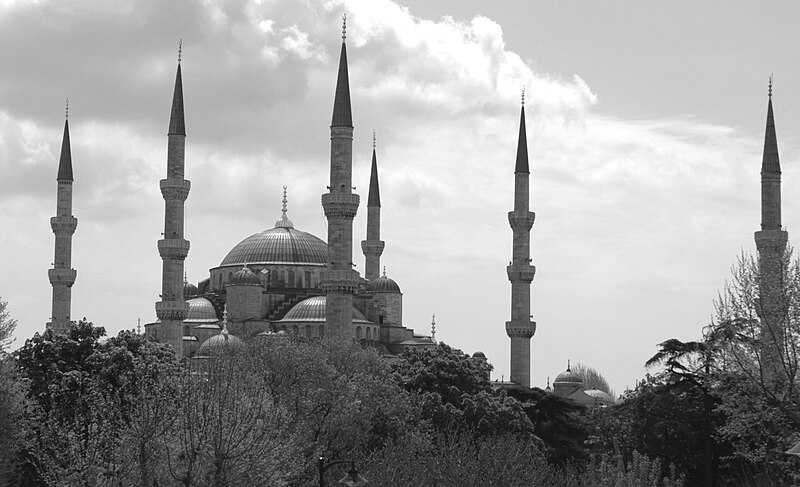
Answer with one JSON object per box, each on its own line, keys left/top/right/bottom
{"left": 0, "top": 319, "right": 689, "bottom": 486}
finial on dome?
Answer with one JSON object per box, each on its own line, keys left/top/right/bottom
{"left": 431, "top": 313, "right": 436, "bottom": 343}
{"left": 137, "top": 317, "right": 141, "bottom": 335}
{"left": 275, "top": 185, "right": 294, "bottom": 228}
{"left": 373, "top": 129, "right": 376, "bottom": 150}
{"left": 546, "top": 376, "right": 551, "bottom": 388}
{"left": 342, "top": 13, "right": 347, "bottom": 41}
{"left": 768, "top": 73, "right": 773, "bottom": 99}
{"left": 178, "top": 39, "right": 182, "bottom": 63}
{"left": 65, "top": 98, "right": 69, "bottom": 120}
{"left": 521, "top": 86, "right": 525, "bottom": 107}
{"left": 382, "top": 265, "right": 387, "bottom": 278}
{"left": 567, "top": 359, "right": 571, "bottom": 372}
{"left": 221, "top": 305, "right": 229, "bottom": 334}
{"left": 184, "top": 271, "right": 188, "bottom": 284}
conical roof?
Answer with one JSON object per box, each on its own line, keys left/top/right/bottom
{"left": 57, "top": 119, "right": 73, "bottom": 181}
{"left": 515, "top": 104, "right": 529, "bottom": 174}
{"left": 331, "top": 41, "right": 353, "bottom": 127}
{"left": 367, "top": 148, "right": 381, "bottom": 207}
{"left": 762, "top": 93, "right": 780, "bottom": 174}
{"left": 168, "top": 64, "right": 186, "bottom": 136}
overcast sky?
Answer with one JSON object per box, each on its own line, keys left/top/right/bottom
{"left": 2, "top": 0, "right": 800, "bottom": 393}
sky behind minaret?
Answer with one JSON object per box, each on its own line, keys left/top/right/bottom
{"left": 2, "top": 0, "right": 800, "bottom": 393}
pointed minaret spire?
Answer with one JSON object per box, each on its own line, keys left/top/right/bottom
{"left": 431, "top": 313, "right": 437, "bottom": 343}
{"left": 755, "top": 75, "right": 788, "bottom": 379}
{"left": 48, "top": 102, "right": 78, "bottom": 333}
{"left": 362, "top": 133, "right": 384, "bottom": 281}
{"left": 156, "top": 46, "right": 191, "bottom": 355}
{"left": 506, "top": 94, "right": 537, "bottom": 388}
{"left": 515, "top": 88, "right": 529, "bottom": 174}
{"left": 322, "top": 19, "right": 360, "bottom": 338}
{"left": 275, "top": 185, "right": 294, "bottom": 228}
{"left": 331, "top": 15, "right": 353, "bottom": 128}
{"left": 169, "top": 41, "right": 186, "bottom": 136}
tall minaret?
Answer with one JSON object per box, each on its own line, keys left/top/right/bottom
{"left": 754, "top": 76, "right": 788, "bottom": 378}
{"left": 47, "top": 100, "right": 78, "bottom": 334}
{"left": 505, "top": 90, "right": 537, "bottom": 388}
{"left": 361, "top": 131, "right": 384, "bottom": 281}
{"left": 321, "top": 16, "right": 360, "bottom": 338}
{"left": 155, "top": 43, "right": 190, "bottom": 355}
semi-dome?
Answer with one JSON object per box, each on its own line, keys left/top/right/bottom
{"left": 228, "top": 265, "right": 261, "bottom": 286}
{"left": 196, "top": 325, "right": 242, "bottom": 356}
{"left": 185, "top": 297, "right": 218, "bottom": 322}
{"left": 554, "top": 363, "right": 583, "bottom": 385}
{"left": 184, "top": 281, "right": 199, "bottom": 298}
{"left": 277, "top": 296, "right": 372, "bottom": 324}
{"left": 366, "top": 275, "right": 401, "bottom": 294}
{"left": 584, "top": 389, "right": 615, "bottom": 405}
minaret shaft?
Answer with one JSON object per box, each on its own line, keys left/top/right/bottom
{"left": 321, "top": 38, "right": 360, "bottom": 338}
{"left": 48, "top": 118, "right": 77, "bottom": 334}
{"left": 505, "top": 104, "right": 536, "bottom": 388}
{"left": 155, "top": 63, "right": 190, "bottom": 355}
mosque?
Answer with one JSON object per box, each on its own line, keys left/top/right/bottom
{"left": 49, "top": 22, "right": 780, "bottom": 402}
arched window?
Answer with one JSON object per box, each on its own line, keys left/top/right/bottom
{"left": 305, "top": 325, "right": 312, "bottom": 338}
{"left": 305, "top": 271, "right": 312, "bottom": 288}
{"left": 227, "top": 272, "right": 233, "bottom": 283}
{"left": 293, "top": 325, "right": 298, "bottom": 335}
{"left": 356, "top": 326, "right": 362, "bottom": 340}
{"left": 183, "top": 325, "right": 189, "bottom": 337}
{"left": 366, "top": 327, "right": 371, "bottom": 340}
{"left": 288, "top": 270, "right": 295, "bottom": 288}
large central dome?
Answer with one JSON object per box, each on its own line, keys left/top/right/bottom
{"left": 221, "top": 195, "right": 327, "bottom": 266}
{"left": 221, "top": 226, "right": 327, "bottom": 266}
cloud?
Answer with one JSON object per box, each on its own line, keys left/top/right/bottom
{"left": 0, "top": 0, "right": 778, "bottom": 393}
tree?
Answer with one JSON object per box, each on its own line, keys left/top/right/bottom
{"left": 391, "top": 344, "right": 534, "bottom": 437}
{"left": 571, "top": 362, "right": 615, "bottom": 397}
{"left": 0, "top": 298, "right": 18, "bottom": 352}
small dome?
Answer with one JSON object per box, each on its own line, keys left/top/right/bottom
{"left": 277, "top": 296, "right": 372, "bottom": 324}
{"left": 196, "top": 327, "right": 243, "bottom": 356}
{"left": 554, "top": 364, "right": 583, "bottom": 385}
{"left": 585, "top": 389, "right": 615, "bottom": 405}
{"left": 185, "top": 297, "right": 218, "bottom": 322}
{"left": 228, "top": 265, "right": 261, "bottom": 286}
{"left": 184, "top": 281, "right": 199, "bottom": 299}
{"left": 366, "top": 276, "right": 401, "bottom": 294}
{"left": 472, "top": 351, "right": 486, "bottom": 359}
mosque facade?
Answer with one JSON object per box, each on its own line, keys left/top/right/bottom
{"left": 138, "top": 26, "right": 435, "bottom": 358}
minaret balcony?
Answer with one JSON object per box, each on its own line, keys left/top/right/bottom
{"left": 322, "top": 193, "right": 360, "bottom": 219}
{"left": 507, "top": 263, "right": 536, "bottom": 283}
{"left": 160, "top": 179, "right": 191, "bottom": 201}
{"left": 506, "top": 320, "right": 536, "bottom": 339}
{"left": 320, "top": 269, "right": 360, "bottom": 294}
{"left": 50, "top": 216, "right": 78, "bottom": 235}
{"left": 508, "top": 210, "right": 535, "bottom": 231}
{"left": 361, "top": 240, "right": 385, "bottom": 256}
{"left": 48, "top": 268, "right": 77, "bottom": 287}
{"left": 754, "top": 229, "right": 788, "bottom": 253}
{"left": 155, "top": 300, "right": 189, "bottom": 321}
{"left": 158, "top": 239, "right": 190, "bottom": 260}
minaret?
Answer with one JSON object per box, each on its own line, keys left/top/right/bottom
{"left": 47, "top": 100, "right": 78, "bottom": 334}
{"left": 754, "top": 76, "right": 788, "bottom": 378}
{"left": 505, "top": 89, "right": 537, "bottom": 388}
{"left": 361, "top": 130, "right": 384, "bottom": 281}
{"left": 321, "top": 16, "right": 360, "bottom": 339}
{"left": 155, "top": 43, "right": 191, "bottom": 355}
